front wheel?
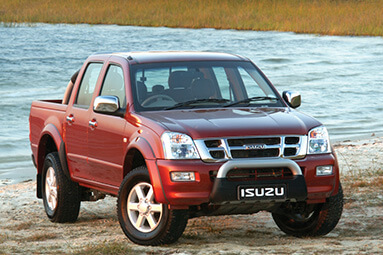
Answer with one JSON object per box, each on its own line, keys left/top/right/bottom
{"left": 272, "top": 184, "right": 343, "bottom": 237}
{"left": 117, "top": 166, "right": 188, "bottom": 245}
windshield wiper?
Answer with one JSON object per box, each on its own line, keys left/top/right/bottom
{"left": 165, "top": 98, "right": 230, "bottom": 110}
{"left": 224, "top": 96, "right": 279, "bottom": 107}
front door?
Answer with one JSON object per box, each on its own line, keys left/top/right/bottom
{"left": 87, "top": 64, "right": 127, "bottom": 187}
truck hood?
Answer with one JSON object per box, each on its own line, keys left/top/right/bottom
{"left": 139, "top": 108, "right": 322, "bottom": 139}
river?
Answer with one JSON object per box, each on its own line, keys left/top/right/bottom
{"left": 0, "top": 23, "right": 382, "bottom": 183}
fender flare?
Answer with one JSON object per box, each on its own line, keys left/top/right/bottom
{"left": 38, "top": 124, "right": 70, "bottom": 179}
{"left": 125, "top": 136, "right": 169, "bottom": 204}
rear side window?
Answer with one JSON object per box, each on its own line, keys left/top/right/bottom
{"left": 212, "top": 67, "right": 232, "bottom": 100}
{"left": 100, "top": 65, "right": 126, "bottom": 107}
{"left": 75, "top": 63, "right": 103, "bottom": 107}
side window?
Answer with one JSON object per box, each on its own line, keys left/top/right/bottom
{"left": 75, "top": 63, "right": 103, "bottom": 107}
{"left": 213, "top": 67, "right": 232, "bottom": 100}
{"left": 100, "top": 65, "right": 126, "bottom": 107}
{"left": 238, "top": 66, "right": 265, "bottom": 97}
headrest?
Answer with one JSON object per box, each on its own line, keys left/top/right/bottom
{"left": 136, "top": 81, "right": 147, "bottom": 102}
{"left": 168, "top": 70, "right": 203, "bottom": 89}
{"left": 191, "top": 78, "right": 215, "bottom": 99}
{"left": 152, "top": 84, "right": 165, "bottom": 93}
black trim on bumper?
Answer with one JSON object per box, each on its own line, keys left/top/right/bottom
{"left": 209, "top": 175, "right": 307, "bottom": 203}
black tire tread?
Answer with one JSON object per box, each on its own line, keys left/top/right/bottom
{"left": 117, "top": 166, "right": 188, "bottom": 245}
{"left": 42, "top": 152, "right": 81, "bottom": 223}
{"left": 313, "top": 184, "right": 344, "bottom": 236}
{"left": 155, "top": 209, "right": 189, "bottom": 245}
{"left": 273, "top": 184, "right": 343, "bottom": 237}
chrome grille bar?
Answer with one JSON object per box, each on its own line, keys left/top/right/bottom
{"left": 195, "top": 135, "right": 307, "bottom": 163}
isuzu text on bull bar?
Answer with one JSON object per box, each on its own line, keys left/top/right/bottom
{"left": 29, "top": 51, "right": 343, "bottom": 245}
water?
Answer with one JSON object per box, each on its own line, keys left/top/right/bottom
{"left": 1, "top": 23, "right": 382, "bottom": 183}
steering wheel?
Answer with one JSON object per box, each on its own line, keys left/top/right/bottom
{"left": 141, "top": 94, "right": 176, "bottom": 107}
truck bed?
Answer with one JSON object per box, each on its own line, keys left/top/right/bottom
{"left": 29, "top": 99, "right": 68, "bottom": 164}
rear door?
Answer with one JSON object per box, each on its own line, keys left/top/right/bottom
{"left": 64, "top": 62, "right": 103, "bottom": 180}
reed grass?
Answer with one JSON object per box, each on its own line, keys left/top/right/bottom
{"left": 0, "top": 0, "right": 382, "bottom": 36}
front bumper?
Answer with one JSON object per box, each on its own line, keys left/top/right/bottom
{"left": 210, "top": 158, "right": 307, "bottom": 203}
{"left": 151, "top": 154, "right": 339, "bottom": 206}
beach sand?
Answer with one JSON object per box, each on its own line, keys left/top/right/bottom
{"left": 0, "top": 137, "right": 382, "bottom": 254}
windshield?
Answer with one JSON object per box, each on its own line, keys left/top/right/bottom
{"left": 130, "top": 61, "right": 283, "bottom": 111}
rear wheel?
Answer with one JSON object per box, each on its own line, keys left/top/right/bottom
{"left": 272, "top": 184, "right": 343, "bottom": 237}
{"left": 42, "top": 152, "right": 81, "bottom": 223}
{"left": 117, "top": 166, "right": 188, "bottom": 245}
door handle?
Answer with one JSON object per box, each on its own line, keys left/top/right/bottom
{"left": 89, "top": 119, "right": 98, "bottom": 128}
{"left": 66, "top": 114, "right": 75, "bottom": 123}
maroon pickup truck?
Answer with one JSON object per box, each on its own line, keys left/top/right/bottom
{"left": 29, "top": 51, "right": 343, "bottom": 245}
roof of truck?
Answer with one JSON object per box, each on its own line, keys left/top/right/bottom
{"left": 93, "top": 51, "right": 250, "bottom": 64}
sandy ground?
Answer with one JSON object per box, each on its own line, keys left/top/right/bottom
{"left": 0, "top": 137, "right": 382, "bottom": 254}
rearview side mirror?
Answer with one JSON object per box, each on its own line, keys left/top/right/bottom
{"left": 282, "top": 91, "right": 301, "bottom": 108}
{"left": 94, "top": 96, "right": 123, "bottom": 116}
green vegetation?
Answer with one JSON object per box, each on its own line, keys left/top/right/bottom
{"left": 0, "top": 0, "right": 382, "bottom": 36}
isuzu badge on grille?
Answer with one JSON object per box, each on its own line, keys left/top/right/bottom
{"left": 244, "top": 144, "right": 266, "bottom": 150}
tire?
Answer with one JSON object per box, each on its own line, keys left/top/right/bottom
{"left": 42, "top": 152, "right": 81, "bottom": 223}
{"left": 117, "top": 166, "right": 189, "bottom": 245}
{"left": 272, "top": 184, "right": 343, "bottom": 237}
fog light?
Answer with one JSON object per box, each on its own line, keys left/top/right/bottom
{"left": 316, "top": 165, "right": 333, "bottom": 176}
{"left": 170, "top": 172, "right": 196, "bottom": 182}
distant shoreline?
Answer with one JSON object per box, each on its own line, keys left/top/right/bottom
{"left": 1, "top": 0, "right": 383, "bottom": 37}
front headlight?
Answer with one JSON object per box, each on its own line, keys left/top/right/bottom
{"left": 307, "top": 126, "right": 331, "bottom": 154}
{"left": 161, "top": 132, "right": 200, "bottom": 159}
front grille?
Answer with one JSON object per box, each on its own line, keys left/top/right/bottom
{"left": 227, "top": 137, "right": 280, "bottom": 146}
{"left": 210, "top": 150, "right": 225, "bottom": 158}
{"left": 205, "top": 140, "right": 221, "bottom": 148}
{"left": 284, "top": 147, "right": 297, "bottom": 156}
{"left": 285, "top": 137, "right": 300, "bottom": 144}
{"left": 196, "top": 135, "right": 306, "bottom": 162}
{"left": 209, "top": 167, "right": 294, "bottom": 181}
{"left": 231, "top": 148, "right": 279, "bottom": 158}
